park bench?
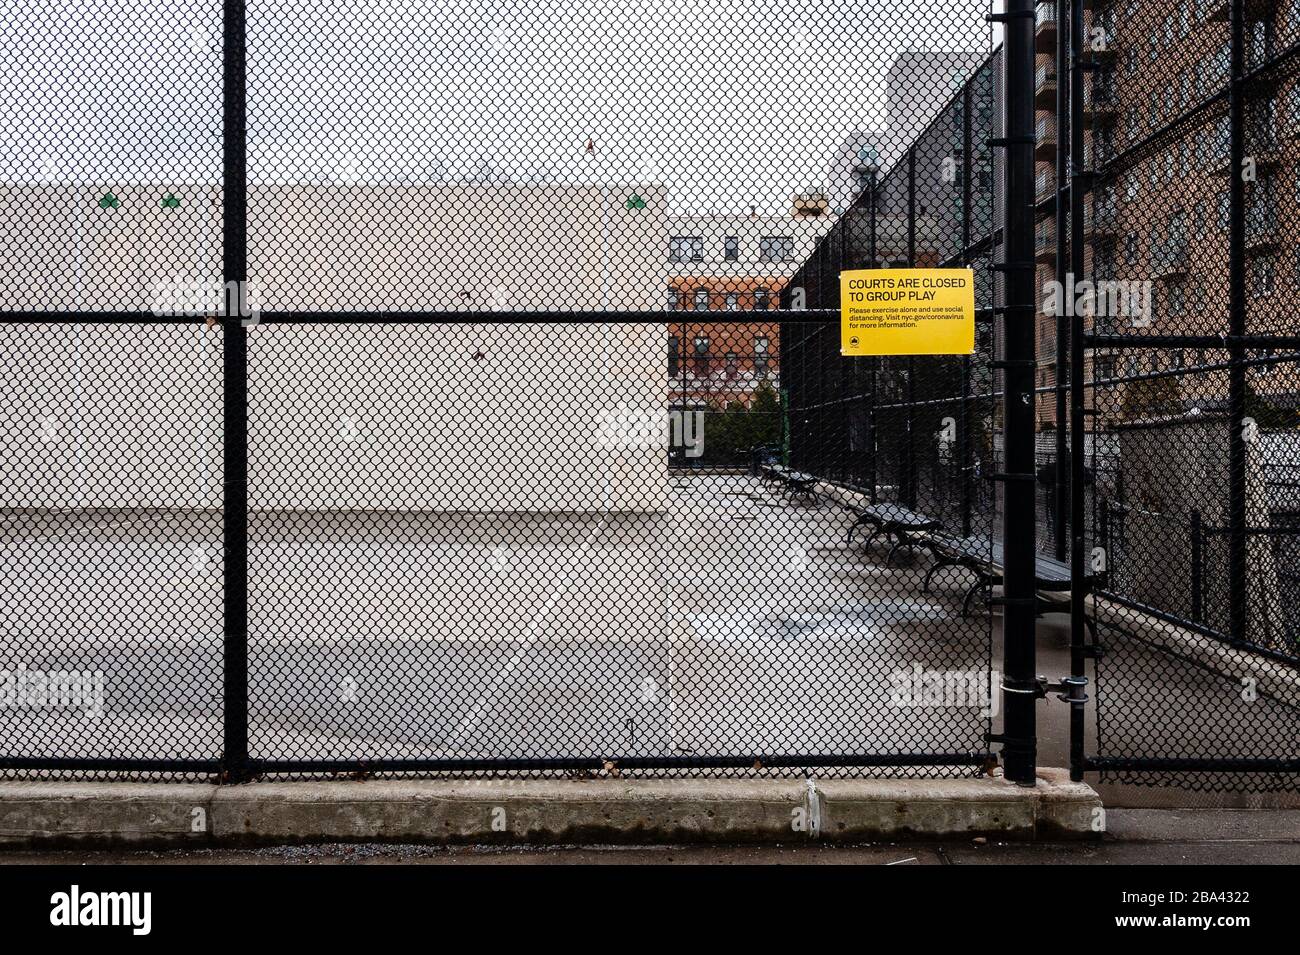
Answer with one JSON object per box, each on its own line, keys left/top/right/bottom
{"left": 843, "top": 502, "right": 943, "bottom": 565}
{"left": 919, "top": 533, "right": 1097, "bottom": 635}
{"left": 758, "top": 464, "right": 819, "bottom": 504}
{"left": 781, "top": 469, "right": 819, "bottom": 504}
{"left": 760, "top": 463, "right": 788, "bottom": 490}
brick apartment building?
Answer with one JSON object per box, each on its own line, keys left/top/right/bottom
{"left": 1034, "top": 0, "right": 1300, "bottom": 427}
{"left": 667, "top": 319, "right": 780, "bottom": 410}
{"left": 666, "top": 193, "right": 834, "bottom": 408}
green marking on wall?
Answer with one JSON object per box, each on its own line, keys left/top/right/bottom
{"left": 98, "top": 192, "right": 119, "bottom": 209}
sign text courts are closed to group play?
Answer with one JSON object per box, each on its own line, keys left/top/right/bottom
{"left": 840, "top": 268, "right": 976, "bottom": 356}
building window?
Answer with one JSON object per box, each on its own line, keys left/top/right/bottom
{"left": 666, "top": 286, "right": 680, "bottom": 310}
{"left": 1246, "top": 175, "right": 1277, "bottom": 242}
{"left": 754, "top": 287, "right": 770, "bottom": 310}
{"left": 1167, "top": 280, "right": 1186, "bottom": 316}
{"left": 1095, "top": 355, "right": 1115, "bottom": 382}
{"left": 668, "top": 335, "right": 680, "bottom": 377}
{"left": 1248, "top": 17, "right": 1274, "bottom": 71}
{"left": 1094, "top": 241, "right": 1115, "bottom": 283}
{"left": 725, "top": 352, "right": 739, "bottom": 378}
{"left": 693, "top": 288, "right": 709, "bottom": 310}
{"left": 759, "top": 236, "right": 794, "bottom": 262}
{"left": 669, "top": 236, "right": 704, "bottom": 263}
{"left": 723, "top": 292, "right": 739, "bottom": 311}
{"left": 723, "top": 236, "right": 739, "bottom": 261}
{"left": 1124, "top": 233, "right": 1138, "bottom": 264}
{"left": 1251, "top": 255, "right": 1275, "bottom": 297}
{"left": 692, "top": 335, "right": 710, "bottom": 377}
{"left": 1250, "top": 95, "right": 1277, "bottom": 149}
{"left": 755, "top": 336, "right": 770, "bottom": 378}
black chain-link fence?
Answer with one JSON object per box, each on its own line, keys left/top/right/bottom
{"left": 2, "top": 0, "right": 1296, "bottom": 791}
{"left": 1070, "top": 0, "right": 1300, "bottom": 791}
{"left": 1, "top": 0, "right": 1012, "bottom": 780}
{"left": 773, "top": 1, "right": 1300, "bottom": 792}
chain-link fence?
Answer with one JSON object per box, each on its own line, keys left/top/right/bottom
{"left": 770, "top": 1, "right": 1300, "bottom": 792}
{"left": 0, "top": 0, "right": 1013, "bottom": 780}
{"left": 1066, "top": 0, "right": 1300, "bottom": 790}
{"left": 2, "top": 0, "right": 1296, "bottom": 791}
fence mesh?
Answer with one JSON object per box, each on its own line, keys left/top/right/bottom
{"left": 1069, "top": 0, "right": 1300, "bottom": 790}
{"left": 0, "top": 323, "right": 224, "bottom": 773}
{"left": 1, "top": 0, "right": 1297, "bottom": 791}
{"left": 239, "top": 321, "right": 993, "bottom": 774}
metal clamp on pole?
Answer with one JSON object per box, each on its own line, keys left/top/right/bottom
{"left": 998, "top": 677, "right": 1045, "bottom": 696}
{"left": 1050, "top": 676, "right": 1090, "bottom": 706}
{"left": 1000, "top": 675, "right": 1089, "bottom": 705}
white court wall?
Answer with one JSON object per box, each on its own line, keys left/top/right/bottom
{"left": 0, "top": 322, "right": 669, "bottom": 512}
{"left": 1, "top": 183, "right": 671, "bottom": 512}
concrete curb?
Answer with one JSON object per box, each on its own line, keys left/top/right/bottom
{"left": 0, "top": 769, "right": 1101, "bottom": 847}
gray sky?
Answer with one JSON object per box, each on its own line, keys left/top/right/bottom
{"left": 2, "top": 0, "right": 999, "bottom": 213}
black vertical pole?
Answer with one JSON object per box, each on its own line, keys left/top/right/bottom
{"left": 905, "top": 148, "right": 918, "bottom": 510}
{"left": 1053, "top": 0, "right": 1070, "bottom": 561}
{"left": 998, "top": 0, "right": 1039, "bottom": 786}
{"left": 838, "top": 214, "right": 849, "bottom": 482}
{"left": 869, "top": 172, "right": 879, "bottom": 503}
{"left": 1190, "top": 510, "right": 1204, "bottom": 624}
{"left": 1227, "top": 0, "right": 1248, "bottom": 647}
{"left": 961, "top": 80, "right": 974, "bottom": 539}
{"left": 221, "top": 0, "right": 250, "bottom": 783}
{"left": 1067, "top": 0, "right": 1089, "bottom": 783}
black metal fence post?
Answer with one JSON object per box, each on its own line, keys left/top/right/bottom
{"left": 1227, "top": 0, "right": 1248, "bottom": 648}
{"left": 996, "top": 0, "right": 1039, "bottom": 786}
{"left": 961, "top": 79, "right": 974, "bottom": 539}
{"left": 1190, "top": 510, "right": 1204, "bottom": 624}
{"left": 1067, "top": 0, "right": 1089, "bottom": 783}
{"left": 869, "top": 175, "right": 879, "bottom": 504}
{"left": 1053, "top": 0, "right": 1070, "bottom": 562}
{"left": 905, "top": 147, "right": 918, "bottom": 510}
{"left": 221, "top": 0, "right": 250, "bottom": 783}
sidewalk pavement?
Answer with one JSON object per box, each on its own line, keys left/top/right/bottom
{"left": 2, "top": 809, "right": 1297, "bottom": 865}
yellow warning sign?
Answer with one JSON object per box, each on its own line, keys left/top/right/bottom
{"left": 840, "top": 268, "right": 975, "bottom": 356}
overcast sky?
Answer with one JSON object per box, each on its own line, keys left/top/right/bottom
{"left": 2, "top": 0, "right": 1000, "bottom": 213}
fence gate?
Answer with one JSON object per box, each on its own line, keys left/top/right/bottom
{"left": 1062, "top": 0, "right": 1300, "bottom": 791}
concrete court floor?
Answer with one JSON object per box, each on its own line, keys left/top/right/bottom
{"left": 2, "top": 473, "right": 1295, "bottom": 808}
